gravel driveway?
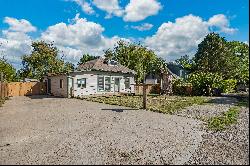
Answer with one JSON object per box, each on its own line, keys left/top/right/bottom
{"left": 0, "top": 96, "right": 204, "bottom": 165}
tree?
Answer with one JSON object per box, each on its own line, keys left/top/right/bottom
{"left": 0, "top": 58, "right": 17, "bottom": 82}
{"left": 227, "top": 41, "right": 249, "bottom": 85}
{"left": 104, "top": 40, "right": 162, "bottom": 83}
{"left": 21, "top": 41, "right": 74, "bottom": 81}
{"left": 77, "top": 54, "right": 99, "bottom": 65}
{"left": 175, "top": 55, "right": 194, "bottom": 72}
{"left": 193, "top": 33, "right": 237, "bottom": 79}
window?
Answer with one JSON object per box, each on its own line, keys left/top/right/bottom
{"left": 98, "top": 76, "right": 111, "bottom": 91}
{"left": 60, "top": 79, "right": 63, "bottom": 88}
{"left": 124, "top": 77, "right": 130, "bottom": 89}
{"left": 77, "top": 78, "right": 86, "bottom": 88}
{"left": 105, "top": 77, "right": 111, "bottom": 91}
{"left": 97, "top": 76, "right": 104, "bottom": 91}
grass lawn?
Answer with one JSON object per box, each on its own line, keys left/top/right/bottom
{"left": 84, "top": 95, "right": 208, "bottom": 114}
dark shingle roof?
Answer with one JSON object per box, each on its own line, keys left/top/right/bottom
{"left": 77, "top": 58, "right": 136, "bottom": 74}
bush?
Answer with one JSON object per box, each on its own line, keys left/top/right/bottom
{"left": 220, "top": 79, "right": 237, "bottom": 93}
{"left": 187, "top": 72, "right": 223, "bottom": 96}
{"left": 172, "top": 78, "right": 192, "bottom": 96}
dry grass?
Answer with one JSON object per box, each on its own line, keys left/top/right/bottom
{"left": 83, "top": 95, "right": 208, "bottom": 114}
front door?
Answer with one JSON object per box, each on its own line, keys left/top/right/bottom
{"left": 68, "top": 77, "right": 73, "bottom": 98}
{"left": 114, "top": 78, "right": 120, "bottom": 92}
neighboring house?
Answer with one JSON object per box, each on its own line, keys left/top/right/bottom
{"left": 44, "top": 58, "right": 136, "bottom": 98}
{"left": 167, "top": 62, "right": 188, "bottom": 79}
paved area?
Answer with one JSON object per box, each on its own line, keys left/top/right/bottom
{"left": 0, "top": 96, "right": 203, "bottom": 165}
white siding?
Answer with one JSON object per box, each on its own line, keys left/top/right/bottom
{"left": 70, "top": 71, "right": 135, "bottom": 97}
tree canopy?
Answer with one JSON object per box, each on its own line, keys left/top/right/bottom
{"left": 192, "top": 33, "right": 238, "bottom": 79}
{"left": 104, "top": 40, "right": 167, "bottom": 83}
{"left": 20, "top": 41, "right": 74, "bottom": 81}
{"left": 77, "top": 54, "right": 99, "bottom": 65}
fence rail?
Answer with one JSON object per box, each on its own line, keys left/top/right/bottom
{"left": 0, "top": 82, "right": 47, "bottom": 97}
{"left": 135, "top": 84, "right": 161, "bottom": 95}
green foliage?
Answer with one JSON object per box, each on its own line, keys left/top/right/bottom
{"left": 175, "top": 55, "right": 194, "bottom": 72}
{"left": 104, "top": 40, "right": 167, "bottom": 83}
{"left": 217, "top": 79, "right": 237, "bottom": 93}
{"left": 20, "top": 41, "right": 74, "bottom": 81}
{"left": 208, "top": 107, "right": 239, "bottom": 131}
{"left": 0, "top": 58, "right": 17, "bottom": 82}
{"left": 172, "top": 78, "right": 192, "bottom": 96}
{"left": 227, "top": 41, "right": 249, "bottom": 85}
{"left": 77, "top": 54, "right": 99, "bottom": 65}
{"left": 193, "top": 33, "right": 238, "bottom": 79}
{"left": 187, "top": 72, "right": 223, "bottom": 96}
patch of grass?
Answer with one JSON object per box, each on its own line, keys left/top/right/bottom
{"left": 0, "top": 97, "right": 8, "bottom": 107}
{"left": 236, "top": 97, "right": 249, "bottom": 107}
{"left": 208, "top": 106, "right": 240, "bottom": 131}
{"left": 83, "top": 95, "right": 207, "bottom": 114}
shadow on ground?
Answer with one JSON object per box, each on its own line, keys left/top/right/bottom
{"left": 25, "top": 95, "right": 63, "bottom": 99}
{"left": 205, "top": 93, "right": 249, "bottom": 107}
{"left": 102, "top": 108, "right": 139, "bottom": 112}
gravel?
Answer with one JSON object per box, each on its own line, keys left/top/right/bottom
{"left": 0, "top": 95, "right": 248, "bottom": 165}
{"left": 175, "top": 97, "right": 239, "bottom": 121}
{"left": 0, "top": 96, "right": 204, "bottom": 165}
{"left": 186, "top": 106, "right": 249, "bottom": 165}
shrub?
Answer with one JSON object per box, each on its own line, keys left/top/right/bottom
{"left": 220, "top": 79, "right": 237, "bottom": 93}
{"left": 172, "top": 78, "right": 192, "bottom": 96}
{"left": 187, "top": 72, "right": 223, "bottom": 96}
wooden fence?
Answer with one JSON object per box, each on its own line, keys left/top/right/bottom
{"left": 0, "top": 82, "right": 47, "bottom": 97}
{"left": 0, "top": 82, "right": 8, "bottom": 98}
{"left": 135, "top": 84, "right": 161, "bottom": 95}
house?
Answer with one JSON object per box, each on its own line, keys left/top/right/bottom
{"left": 167, "top": 62, "right": 188, "bottom": 79}
{"left": 44, "top": 58, "right": 136, "bottom": 98}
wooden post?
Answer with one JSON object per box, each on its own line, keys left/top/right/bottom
{"left": 143, "top": 73, "right": 147, "bottom": 109}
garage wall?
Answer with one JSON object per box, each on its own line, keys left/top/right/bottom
{"left": 49, "top": 75, "right": 68, "bottom": 97}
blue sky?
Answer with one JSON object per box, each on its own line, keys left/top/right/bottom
{"left": 0, "top": 0, "right": 249, "bottom": 69}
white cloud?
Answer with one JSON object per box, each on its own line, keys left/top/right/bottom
{"left": 3, "top": 17, "right": 37, "bottom": 33}
{"left": 0, "top": 17, "right": 36, "bottom": 68}
{"left": 70, "top": 0, "right": 95, "bottom": 15}
{"left": 68, "top": 0, "right": 162, "bottom": 22}
{"left": 131, "top": 23, "right": 153, "bottom": 31}
{"left": 41, "top": 14, "right": 128, "bottom": 63}
{"left": 123, "top": 0, "right": 162, "bottom": 22}
{"left": 92, "top": 0, "right": 124, "bottom": 18}
{"left": 145, "top": 14, "right": 237, "bottom": 61}
{"left": 208, "top": 14, "right": 237, "bottom": 34}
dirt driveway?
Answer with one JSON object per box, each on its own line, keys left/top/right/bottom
{"left": 0, "top": 96, "right": 204, "bottom": 165}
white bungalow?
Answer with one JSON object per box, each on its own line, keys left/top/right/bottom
{"left": 45, "top": 58, "right": 136, "bottom": 98}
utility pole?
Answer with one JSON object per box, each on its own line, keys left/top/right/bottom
{"left": 143, "top": 72, "right": 147, "bottom": 109}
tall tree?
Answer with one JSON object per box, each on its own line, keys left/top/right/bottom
{"left": 21, "top": 41, "right": 74, "bottom": 81}
{"left": 193, "top": 33, "right": 237, "bottom": 79}
{"left": 77, "top": 54, "right": 99, "bottom": 65}
{"left": 227, "top": 41, "right": 249, "bottom": 85}
{"left": 104, "top": 40, "right": 161, "bottom": 83}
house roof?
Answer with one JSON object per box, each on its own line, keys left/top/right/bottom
{"left": 77, "top": 58, "right": 136, "bottom": 74}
